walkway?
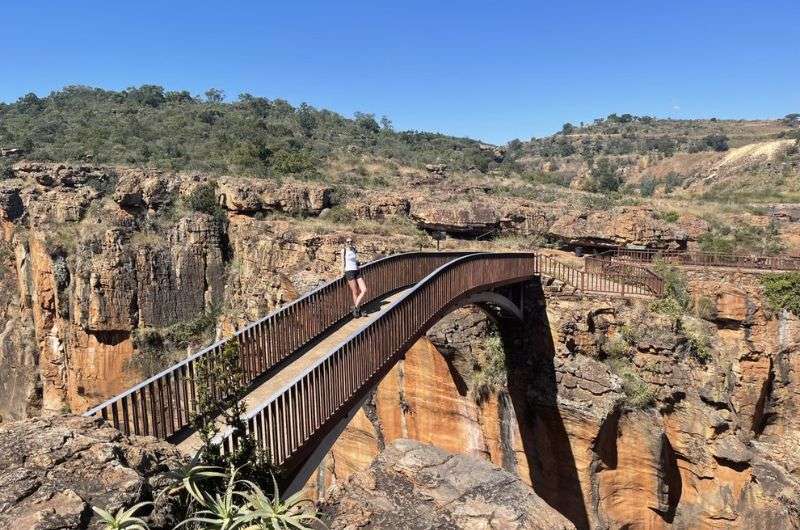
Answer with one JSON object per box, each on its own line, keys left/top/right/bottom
{"left": 176, "top": 287, "right": 410, "bottom": 454}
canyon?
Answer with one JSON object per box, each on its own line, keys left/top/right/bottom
{"left": 1, "top": 157, "right": 799, "bottom": 528}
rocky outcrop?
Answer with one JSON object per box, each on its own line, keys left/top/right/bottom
{"left": 321, "top": 438, "right": 574, "bottom": 529}
{"left": 548, "top": 207, "right": 688, "bottom": 249}
{"left": 0, "top": 415, "right": 185, "bottom": 530}
{"left": 217, "top": 176, "right": 331, "bottom": 216}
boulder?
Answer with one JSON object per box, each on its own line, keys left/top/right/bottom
{"left": 0, "top": 415, "right": 186, "bottom": 530}
{"left": 0, "top": 185, "right": 24, "bottom": 220}
{"left": 410, "top": 201, "right": 501, "bottom": 237}
{"left": 321, "top": 438, "right": 574, "bottom": 529}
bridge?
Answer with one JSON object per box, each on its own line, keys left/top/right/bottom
{"left": 83, "top": 251, "right": 661, "bottom": 492}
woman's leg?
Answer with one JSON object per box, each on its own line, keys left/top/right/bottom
{"left": 347, "top": 278, "right": 360, "bottom": 306}
{"left": 355, "top": 277, "right": 368, "bottom": 307}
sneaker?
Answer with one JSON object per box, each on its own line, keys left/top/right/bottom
{"left": 352, "top": 307, "right": 360, "bottom": 318}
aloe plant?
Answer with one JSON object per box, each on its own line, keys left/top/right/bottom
{"left": 92, "top": 501, "right": 152, "bottom": 530}
{"left": 164, "top": 456, "right": 227, "bottom": 506}
{"left": 175, "top": 466, "right": 252, "bottom": 530}
{"left": 240, "top": 475, "right": 323, "bottom": 530}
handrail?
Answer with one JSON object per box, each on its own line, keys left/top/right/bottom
{"left": 213, "top": 253, "right": 537, "bottom": 466}
{"left": 535, "top": 254, "right": 663, "bottom": 297}
{"left": 83, "top": 251, "right": 472, "bottom": 438}
{"left": 597, "top": 247, "right": 800, "bottom": 271}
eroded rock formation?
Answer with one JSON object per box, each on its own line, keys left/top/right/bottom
{"left": 0, "top": 415, "right": 184, "bottom": 530}
{"left": 321, "top": 438, "right": 574, "bottom": 529}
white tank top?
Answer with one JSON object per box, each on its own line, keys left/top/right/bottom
{"left": 343, "top": 247, "right": 358, "bottom": 271}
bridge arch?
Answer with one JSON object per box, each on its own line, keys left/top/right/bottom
{"left": 208, "top": 254, "right": 538, "bottom": 491}
{"left": 279, "top": 285, "right": 533, "bottom": 492}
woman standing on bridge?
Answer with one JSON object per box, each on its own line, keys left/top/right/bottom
{"left": 343, "top": 237, "right": 368, "bottom": 317}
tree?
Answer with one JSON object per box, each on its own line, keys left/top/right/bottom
{"left": 784, "top": 113, "right": 800, "bottom": 125}
{"left": 586, "top": 158, "right": 621, "bottom": 193}
{"left": 354, "top": 112, "right": 380, "bottom": 133}
{"left": 297, "top": 103, "right": 317, "bottom": 136}
{"left": 126, "top": 85, "right": 166, "bottom": 108}
{"left": 380, "top": 115, "right": 393, "bottom": 131}
{"left": 204, "top": 88, "right": 224, "bottom": 103}
{"left": 561, "top": 122, "right": 575, "bottom": 134}
{"left": 703, "top": 134, "right": 729, "bottom": 152}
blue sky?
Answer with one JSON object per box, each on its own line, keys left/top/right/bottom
{"left": 1, "top": 1, "right": 798, "bottom": 144}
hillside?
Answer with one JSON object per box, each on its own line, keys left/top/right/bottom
{"left": 0, "top": 86, "right": 498, "bottom": 177}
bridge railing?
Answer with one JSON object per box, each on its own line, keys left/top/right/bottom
{"left": 599, "top": 247, "right": 800, "bottom": 271}
{"left": 83, "top": 251, "right": 471, "bottom": 439}
{"left": 215, "top": 253, "right": 537, "bottom": 467}
{"left": 534, "top": 254, "right": 663, "bottom": 297}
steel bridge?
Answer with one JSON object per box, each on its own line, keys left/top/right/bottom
{"left": 83, "top": 251, "right": 660, "bottom": 492}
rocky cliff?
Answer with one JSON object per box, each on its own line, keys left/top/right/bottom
{"left": 304, "top": 277, "right": 800, "bottom": 528}
{"left": 2, "top": 161, "right": 800, "bottom": 528}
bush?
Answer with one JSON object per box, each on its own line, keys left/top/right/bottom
{"left": 639, "top": 177, "right": 657, "bottom": 197}
{"left": 703, "top": 134, "right": 729, "bottom": 152}
{"left": 761, "top": 272, "right": 800, "bottom": 316}
{"left": 659, "top": 211, "right": 679, "bottom": 223}
{"left": 469, "top": 334, "right": 507, "bottom": 404}
{"left": 601, "top": 335, "right": 630, "bottom": 357}
{"left": 270, "top": 149, "right": 315, "bottom": 175}
{"left": 693, "top": 295, "right": 717, "bottom": 320}
{"left": 607, "top": 357, "right": 655, "bottom": 409}
{"left": 653, "top": 261, "right": 691, "bottom": 314}
{"left": 585, "top": 158, "right": 621, "bottom": 193}
{"left": 682, "top": 319, "right": 712, "bottom": 362}
{"left": 186, "top": 183, "right": 219, "bottom": 215}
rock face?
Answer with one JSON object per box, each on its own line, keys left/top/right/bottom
{"left": 321, "top": 438, "right": 574, "bottom": 530}
{"left": 0, "top": 162, "right": 416, "bottom": 420}
{"left": 0, "top": 415, "right": 185, "bottom": 530}
{"left": 547, "top": 207, "right": 687, "bottom": 249}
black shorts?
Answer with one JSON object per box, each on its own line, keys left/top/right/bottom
{"left": 345, "top": 270, "right": 362, "bottom": 281}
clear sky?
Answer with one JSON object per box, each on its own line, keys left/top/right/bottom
{"left": 1, "top": 1, "right": 798, "bottom": 144}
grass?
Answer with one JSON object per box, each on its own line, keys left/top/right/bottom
{"left": 606, "top": 356, "right": 655, "bottom": 409}
{"left": 468, "top": 334, "right": 507, "bottom": 404}
{"left": 682, "top": 318, "right": 713, "bottom": 362}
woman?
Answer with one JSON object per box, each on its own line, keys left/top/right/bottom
{"left": 342, "top": 237, "right": 367, "bottom": 317}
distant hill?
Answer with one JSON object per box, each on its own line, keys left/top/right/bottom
{"left": 0, "top": 85, "right": 496, "bottom": 176}
{"left": 2, "top": 87, "right": 798, "bottom": 201}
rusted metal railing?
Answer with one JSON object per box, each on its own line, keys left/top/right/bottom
{"left": 83, "top": 252, "right": 471, "bottom": 439}
{"left": 535, "top": 254, "right": 663, "bottom": 297}
{"left": 599, "top": 247, "right": 800, "bottom": 271}
{"left": 215, "top": 253, "right": 537, "bottom": 467}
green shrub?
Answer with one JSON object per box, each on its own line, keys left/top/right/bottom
{"left": 607, "top": 357, "right": 655, "bottom": 409}
{"left": 682, "top": 319, "right": 712, "bottom": 362}
{"left": 652, "top": 261, "right": 690, "bottom": 312}
{"left": 693, "top": 295, "right": 717, "bottom": 320}
{"left": 761, "top": 272, "right": 800, "bottom": 316}
{"left": 270, "top": 149, "right": 315, "bottom": 175}
{"left": 324, "top": 205, "right": 355, "bottom": 224}
{"left": 639, "top": 177, "right": 657, "bottom": 197}
{"left": 602, "top": 335, "right": 630, "bottom": 358}
{"left": 585, "top": 158, "right": 621, "bottom": 193}
{"left": 469, "top": 334, "right": 507, "bottom": 403}
{"left": 659, "top": 211, "right": 679, "bottom": 223}
{"left": 186, "top": 183, "right": 220, "bottom": 215}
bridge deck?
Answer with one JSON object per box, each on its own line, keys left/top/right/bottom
{"left": 176, "top": 287, "right": 412, "bottom": 455}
